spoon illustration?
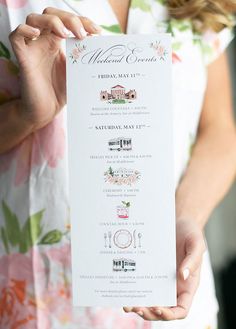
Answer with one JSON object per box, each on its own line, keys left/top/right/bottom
{"left": 138, "top": 232, "right": 142, "bottom": 248}
{"left": 133, "top": 229, "right": 136, "bottom": 248}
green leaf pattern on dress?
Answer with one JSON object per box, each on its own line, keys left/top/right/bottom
{"left": 0, "top": 201, "right": 69, "bottom": 254}
{"left": 100, "top": 24, "right": 121, "bottom": 33}
{"left": 131, "top": 0, "right": 151, "bottom": 12}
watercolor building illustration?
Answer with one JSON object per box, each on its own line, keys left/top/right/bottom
{"left": 100, "top": 85, "right": 137, "bottom": 103}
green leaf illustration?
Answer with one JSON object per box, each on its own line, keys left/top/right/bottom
{"left": 100, "top": 24, "right": 121, "bottom": 34}
{"left": 1, "top": 227, "right": 9, "bottom": 254}
{"left": 0, "top": 41, "right": 10, "bottom": 59}
{"left": 122, "top": 201, "right": 131, "bottom": 208}
{"left": 131, "top": 0, "right": 151, "bottom": 12}
{"left": 38, "top": 229, "right": 63, "bottom": 245}
{"left": 19, "top": 210, "right": 44, "bottom": 253}
{"left": 108, "top": 166, "right": 114, "bottom": 176}
{"left": 2, "top": 200, "right": 21, "bottom": 247}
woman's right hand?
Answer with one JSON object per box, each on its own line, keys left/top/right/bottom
{"left": 9, "top": 7, "right": 101, "bottom": 131}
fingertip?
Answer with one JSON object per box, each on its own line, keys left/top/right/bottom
{"left": 61, "top": 27, "right": 71, "bottom": 38}
{"left": 150, "top": 307, "right": 162, "bottom": 316}
{"left": 91, "top": 23, "right": 102, "bottom": 34}
{"left": 137, "top": 311, "right": 144, "bottom": 317}
{"left": 123, "top": 307, "right": 133, "bottom": 313}
{"left": 80, "top": 26, "right": 87, "bottom": 38}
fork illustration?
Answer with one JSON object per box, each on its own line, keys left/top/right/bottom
{"left": 108, "top": 231, "right": 112, "bottom": 248}
{"left": 104, "top": 232, "right": 107, "bottom": 248}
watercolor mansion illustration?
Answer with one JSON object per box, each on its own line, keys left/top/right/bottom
{"left": 100, "top": 85, "right": 137, "bottom": 104}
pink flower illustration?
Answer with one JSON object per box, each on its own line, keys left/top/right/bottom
{"left": 150, "top": 41, "right": 168, "bottom": 60}
{"left": 0, "top": 112, "right": 65, "bottom": 186}
{"left": 0, "top": 58, "right": 20, "bottom": 104}
{"left": 0, "top": 0, "right": 28, "bottom": 8}
{"left": 70, "top": 43, "right": 86, "bottom": 63}
{"left": 72, "top": 48, "right": 81, "bottom": 60}
{"left": 156, "top": 45, "right": 165, "bottom": 57}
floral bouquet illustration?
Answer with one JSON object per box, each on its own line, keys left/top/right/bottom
{"left": 150, "top": 41, "right": 168, "bottom": 60}
{"left": 70, "top": 43, "right": 86, "bottom": 63}
{"left": 104, "top": 167, "right": 140, "bottom": 186}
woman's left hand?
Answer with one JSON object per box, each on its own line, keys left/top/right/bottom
{"left": 123, "top": 218, "right": 206, "bottom": 321}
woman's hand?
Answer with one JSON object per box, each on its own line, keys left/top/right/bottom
{"left": 9, "top": 8, "right": 101, "bottom": 131}
{"left": 123, "top": 218, "right": 206, "bottom": 321}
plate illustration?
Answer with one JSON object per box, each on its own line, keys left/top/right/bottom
{"left": 113, "top": 229, "right": 132, "bottom": 249}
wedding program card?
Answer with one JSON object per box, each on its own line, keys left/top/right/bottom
{"left": 66, "top": 34, "right": 176, "bottom": 307}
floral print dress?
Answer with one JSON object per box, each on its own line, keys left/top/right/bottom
{"left": 0, "top": 0, "right": 233, "bottom": 328}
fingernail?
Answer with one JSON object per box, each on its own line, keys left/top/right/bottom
{"left": 31, "top": 27, "right": 40, "bottom": 35}
{"left": 183, "top": 268, "right": 190, "bottom": 280}
{"left": 62, "top": 27, "right": 71, "bottom": 36}
{"left": 155, "top": 309, "right": 162, "bottom": 316}
{"left": 137, "top": 311, "right": 144, "bottom": 317}
{"left": 80, "top": 27, "right": 87, "bottom": 38}
{"left": 91, "top": 23, "right": 101, "bottom": 33}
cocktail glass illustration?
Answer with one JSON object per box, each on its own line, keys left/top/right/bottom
{"left": 117, "top": 201, "right": 130, "bottom": 219}
{"left": 117, "top": 206, "right": 129, "bottom": 219}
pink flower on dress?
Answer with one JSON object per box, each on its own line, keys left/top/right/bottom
{"left": 47, "top": 243, "right": 71, "bottom": 268}
{"left": 0, "top": 0, "right": 28, "bottom": 9}
{"left": 0, "top": 244, "right": 73, "bottom": 328}
{"left": 85, "top": 307, "right": 151, "bottom": 329}
{"left": 203, "top": 30, "right": 221, "bottom": 53}
{"left": 0, "top": 249, "right": 50, "bottom": 329}
{"left": 0, "top": 243, "right": 152, "bottom": 328}
{"left": 0, "top": 112, "right": 66, "bottom": 186}
{"left": 172, "top": 52, "right": 182, "bottom": 64}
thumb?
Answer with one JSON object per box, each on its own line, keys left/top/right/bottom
{"left": 179, "top": 233, "right": 206, "bottom": 280}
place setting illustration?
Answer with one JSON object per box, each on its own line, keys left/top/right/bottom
{"left": 103, "top": 229, "right": 142, "bottom": 249}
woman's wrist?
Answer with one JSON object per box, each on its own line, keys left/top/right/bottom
{"left": 0, "top": 98, "right": 35, "bottom": 154}
{"left": 175, "top": 185, "right": 209, "bottom": 231}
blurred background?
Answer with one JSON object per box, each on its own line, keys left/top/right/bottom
{"left": 205, "top": 38, "right": 236, "bottom": 329}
